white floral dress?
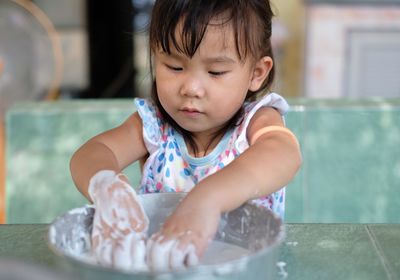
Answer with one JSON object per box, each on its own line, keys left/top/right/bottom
{"left": 135, "top": 93, "right": 289, "bottom": 219}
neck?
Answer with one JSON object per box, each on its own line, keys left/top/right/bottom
{"left": 188, "top": 132, "right": 224, "bottom": 158}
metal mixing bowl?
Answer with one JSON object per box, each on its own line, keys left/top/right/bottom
{"left": 48, "top": 192, "right": 284, "bottom": 280}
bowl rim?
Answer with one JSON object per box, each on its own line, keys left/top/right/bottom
{"left": 47, "top": 193, "right": 285, "bottom": 276}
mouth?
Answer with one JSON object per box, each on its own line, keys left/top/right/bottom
{"left": 180, "top": 107, "right": 203, "bottom": 117}
{"left": 181, "top": 106, "right": 202, "bottom": 113}
{"left": 182, "top": 107, "right": 199, "bottom": 112}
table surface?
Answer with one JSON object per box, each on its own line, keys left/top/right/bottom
{"left": 0, "top": 223, "right": 399, "bottom": 280}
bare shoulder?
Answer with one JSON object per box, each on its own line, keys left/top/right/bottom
{"left": 246, "top": 106, "right": 284, "bottom": 141}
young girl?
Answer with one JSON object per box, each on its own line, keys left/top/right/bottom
{"left": 70, "top": 0, "right": 301, "bottom": 272}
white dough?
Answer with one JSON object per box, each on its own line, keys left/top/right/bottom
{"left": 68, "top": 238, "right": 249, "bottom": 273}
{"left": 72, "top": 170, "right": 250, "bottom": 272}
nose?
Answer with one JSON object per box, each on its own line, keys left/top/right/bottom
{"left": 180, "top": 76, "right": 205, "bottom": 98}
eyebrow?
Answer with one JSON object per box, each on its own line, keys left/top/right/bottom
{"left": 160, "top": 51, "right": 181, "bottom": 59}
{"left": 160, "top": 51, "right": 236, "bottom": 64}
{"left": 203, "top": 56, "right": 236, "bottom": 64}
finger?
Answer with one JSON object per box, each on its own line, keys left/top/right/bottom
{"left": 178, "top": 230, "right": 213, "bottom": 259}
{"left": 112, "top": 235, "right": 133, "bottom": 271}
{"left": 167, "top": 231, "right": 192, "bottom": 270}
{"left": 148, "top": 232, "right": 164, "bottom": 246}
{"left": 110, "top": 233, "right": 147, "bottom": 271}
{"left": 95, "top": 239, "right": 113, "bottom": 266}
{"left": 183, "top": 243, "right": 199, "bottom": 267}
{"left": 169, "top": 240, "right": 185, "bottom": 270}
{"left": 147, "top": 237, "right": 176, "bottom": 272}
{"left": 146, "top": 232, "right": 163, "bottom": 269}
{"left": 130, "top": 237, "right": 147, "bottom": 271}
{"left": 172, "top": 238, "right": 199, "bottom": 268}
{"left": 91, "top": 230, "right": 101, "bottom": 252}
{"left": 146, "top": 235, "right": 158, "bottom": 268}
{"left": 91, "top": 217, "right": 107, "bottom": 258}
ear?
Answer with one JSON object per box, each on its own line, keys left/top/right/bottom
{"left": 249, "top": 56, "right": 273, "bottom": 92}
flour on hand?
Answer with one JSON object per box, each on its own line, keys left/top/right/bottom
{"left": 146, "top": 235, "right": 199, "bottom": 271}
{"left": 88, "top": 170, "right": 149, "bottom": 271}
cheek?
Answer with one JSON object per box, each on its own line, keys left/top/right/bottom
{"left": 156, "top": 82, "right": 176, "bottom": 116}
{"left": 155, "top": 63, "right": 173, "bottom": 87}
{"left": 213, "top": 95, "right": 245, "bottom": 122}
{"left": 156, "top": 66, "right": 179, "bottom": 90}
{"left": 156, "top": 83, "right": 168, "bottom": 106}
{"left": 223, "top": 72, "right": 253, "bottom": 96}
{"left": 156, "top": 73, "right": 173, "bottom": 99}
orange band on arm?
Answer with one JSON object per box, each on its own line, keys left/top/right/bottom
{"left": 250, "top": 126, "right": 299, "bottom": 147}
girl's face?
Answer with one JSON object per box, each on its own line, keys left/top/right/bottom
{"left": 154, "top": 21, "right": 272, "bottom": 139}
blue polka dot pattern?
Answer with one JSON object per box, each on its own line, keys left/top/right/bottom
{"left": 134, "top": 93, "right": 290, "bottom": 220}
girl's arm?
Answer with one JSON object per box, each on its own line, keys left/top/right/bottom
{"left": 70, "top": 112, "right": 148, "bottom": 200}
{"left": 147, "top": 106, "right": 302, "bottom": 266}
{"left": 189, "top": 106, "right": 302, "bottom": 213}
{"left": 70, "top": 112, "right": 150, "bottom": 270}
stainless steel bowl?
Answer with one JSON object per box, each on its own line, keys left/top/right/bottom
{"left": 48, "top": 193, "right": 284, "bottom": 280}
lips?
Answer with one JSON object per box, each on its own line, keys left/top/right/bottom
{"left": 180, "top": 106, "right": 203, "bottom": 117}
{"left": 182, "top": 107, "right": 199, "bottom": 113}
{"left": 181, "top": 106, "right": 202, "bottom": 113}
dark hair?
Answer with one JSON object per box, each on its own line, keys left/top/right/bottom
{"left": 149, "top": 0, "right": 275, "bottom": 156}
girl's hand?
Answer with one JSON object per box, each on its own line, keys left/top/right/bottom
{"left": 146, "top": 194, "right": 221, "bottom": 271}
{"left": 88, "top": 170, "right": 149, "bottom": 271}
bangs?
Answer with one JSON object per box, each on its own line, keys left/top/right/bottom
{"left": 150, "top": 1, "right": 210, "bottom": 58}
{"left": 149, "top": 0, "right": 271, "bottom": 61}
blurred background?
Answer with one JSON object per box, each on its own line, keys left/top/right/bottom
{"left": 0, "top": 0, "right": 400, "bottom": 224}
{"left": 1, "top": 0, "right": 400, "bottom": 111}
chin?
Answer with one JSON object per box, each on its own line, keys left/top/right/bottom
{"left": 177, "top": 123, "right": 207, "bottom": 133}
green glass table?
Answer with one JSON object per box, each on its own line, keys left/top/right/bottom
{"left": 0, "top": 223, "right": 398, "bottom": 279}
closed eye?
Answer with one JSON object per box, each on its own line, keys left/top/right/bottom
{"left": 209, "top": 71, "right": 227, "bottom": 76}
{"left": 165, "top": 64, "right": 183, "bottom": 72}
